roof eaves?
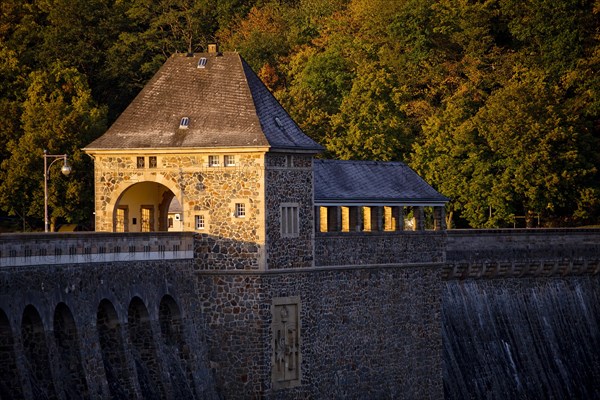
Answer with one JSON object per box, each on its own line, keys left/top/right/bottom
{"left": 314, "top": 198, "right": 449, "bottom": 205}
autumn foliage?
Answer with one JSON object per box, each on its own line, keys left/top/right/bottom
{"left": 1, "top": 0, "right": 599, "bottom": 229}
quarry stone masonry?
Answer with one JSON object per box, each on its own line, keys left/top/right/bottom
{"left": 1, "top": 229, "right": 600, "bottom": 399}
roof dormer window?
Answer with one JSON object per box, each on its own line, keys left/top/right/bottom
{"left": 198, "top": 57, "right": 207, "bottom": 68}
{"left": 274, "top": 116, "right": 284, "bottom": 129}
{"left": 179, "top": 117, "right": 189, "bottom": 129}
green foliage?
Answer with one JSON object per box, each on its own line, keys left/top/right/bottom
{"left": 0, "top": 63, "right": 106, "bottom": 229}
{"left": 220, "top": 4, "right": 290, "bottom": 71}
{"left": 328, "top": 63, "right": 412, "bottom": 160}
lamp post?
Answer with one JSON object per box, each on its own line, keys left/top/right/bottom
{"left": 43, "top": 150, "right": 72, "bottom": 232}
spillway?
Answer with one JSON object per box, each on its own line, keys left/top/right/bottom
{"left": 443, "top": 276, "right": 600, "bottom": 399}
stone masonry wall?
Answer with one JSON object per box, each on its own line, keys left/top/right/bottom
{"left": 0, "top": 255, "right": 218, "bottom": 399}
{"left": 443, "top": 275, "right": 600, "bottom": 399}
{"left": 443, "top": 229, "right": 600, "bottom": 399}
{"left": 94, "top": 152, "right": 266, "bottom": 270}
{"left": 445, "top": 229, "right": 600, "bottom": 278}
{"left": 315, "top": 231, "right": 446, "bottom": 266}
{"left": 196, "top": 264, "right": 443, "bottom": 399}
{"left": 265, "top": 153, "right": 315, "bottom": 270}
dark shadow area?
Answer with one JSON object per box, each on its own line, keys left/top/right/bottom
{"left": 21, "top": 305, "right": 57, "bottom": 399}
{"left": 0, "top": 308, "right": 23, "bottom": 399}
{"left": 97, "top": 299, "right": 134, "bottom": 399}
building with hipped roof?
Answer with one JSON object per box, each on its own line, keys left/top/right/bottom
{"left": 82, "top": 45, "right": 448, "bottom": 397}
{"left": 84, "top": 47, "right": 447, "bottom": 259}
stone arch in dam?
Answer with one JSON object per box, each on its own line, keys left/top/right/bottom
{"left": 127, "top": 296, "right": 167, "bottom": 399}
{"left": 97, "top": 298, "right": 135, "bottom": 399}
{"left": 53, "top": 302, "right": 89, "bottom": 398}
{"left": 159, "top": 294, "right": 197, "bottom": 398}
{"left": 0, "top": 308, "right": 22, "bottom": 398}
{"left": 0, "top": 238, "right": 219, "bottom": 399}
{"left": 21, "top": 304, "right": 57, "bottom": 399}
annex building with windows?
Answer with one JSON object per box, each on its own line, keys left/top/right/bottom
{"left": 83, "top": 46, "right": 448, "bottom": 271}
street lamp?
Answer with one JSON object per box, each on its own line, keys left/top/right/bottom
{"left": 43, "top": 149, "right": 72, "bottom": 232}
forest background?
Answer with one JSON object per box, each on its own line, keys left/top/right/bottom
{"left": 0, "top": 0, "right": 599, "bottom": 230}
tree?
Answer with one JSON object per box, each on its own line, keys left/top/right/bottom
{"left": 413, "top": 65, "right": 599, "bottom": 228}
{"left": 0, "top": 44, "right": 25, "bottom": 168}
{"left": 0, "top": 63, "right": 106, "bottom": 230}
{"left": 220, "top": 4, "right": 290, "bottom": 73}
{"left": 328, "top": 63, "right": 413, "bottom": 160}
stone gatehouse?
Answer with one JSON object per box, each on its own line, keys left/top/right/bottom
{"left": 0, "top": 46, "right": 456, "bottom": 398}
{"left": 83, "top": 46, "right": 449, "bottom": 270}
{"left": 81, "top": 46, "right": 450, "bottom": 397}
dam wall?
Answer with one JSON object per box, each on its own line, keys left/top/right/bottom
{"left": 0, "top": 229, "right": 599, "bottom": 398}
{"left": 0, "top": 231, "right": 444, "bottom": 399}
{"left": 443, "top": 229, "right": 600, "bottom": 399}
{"left": 0, "top": 232, "right": 218, "bottom": 399}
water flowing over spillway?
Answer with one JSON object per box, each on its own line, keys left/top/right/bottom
{"left": 443, "top": 276, "right": 600, "bottom": 399}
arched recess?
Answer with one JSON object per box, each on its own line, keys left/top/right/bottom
{"left": 97, "top": 299, "right": 134, "bottom": 399}
{"left": 128, "top": 297, "right": 166, "bottom": 400}
{"left": 110, "top": 179, "right": 181, "bottom": 232}
{"left": 53, "top": 303, "right": 89, "bottom": 398}
{"left": 21, "top": 305, "right": 57, "bottom": 399}
{"left": 0, "top": 308, "right": 23, "bottom": 398}
{"left": 159, "top": 295, "right": 196, "bottom": 398}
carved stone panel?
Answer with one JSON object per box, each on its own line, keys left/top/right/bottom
{"left": 271, "top": 296, "right": 301, "bottom": 389}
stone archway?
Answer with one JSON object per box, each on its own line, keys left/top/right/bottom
{"left": 21, "top": 305, "right": 57, "bottom": 399}
{"left": 97, "top": 299, "right": 133, "bottom": 399}
{"left": 0, "top": 308, "right": 22, "bottom": 398}
{"left": 128, "top": 297, "right": 166, "bottom": 399}
{"left": 53, "top": 302, "right": 89, "bottom": 398}
{"left": 112, "top": 182, "right": 179, "bottom": 233}
{"left": 159, "top": 295, "right": 196, "bottom": 398}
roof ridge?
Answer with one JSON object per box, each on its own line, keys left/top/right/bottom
{"left": 315, "top": 159, "right": 407, "bottom": 165}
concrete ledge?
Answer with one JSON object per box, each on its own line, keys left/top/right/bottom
{"left": 0, "top": 232, "right": 195, "bottom": 267}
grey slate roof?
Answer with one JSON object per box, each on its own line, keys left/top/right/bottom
{"left": 85, "top": 52, "right": 323, "bottom": 152}
{"left": 314, "top": 159, "right": 449, "bottom": 205}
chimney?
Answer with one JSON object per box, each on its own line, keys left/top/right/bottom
{"left": 207, "top": 43, "right": 219, "bottom": 54}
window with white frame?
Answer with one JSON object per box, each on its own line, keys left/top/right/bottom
{"left": 235, "top": 203, "right": 246, "bottom": 218}
{"left": 195, "top": 215, "right": 205, "bottom": 230}
{"left": 208, "top": 155, "right": 220, "bottom": 167}
{"left": 179, "top": 117, "right": 190, "bottom": 129}
{"left": 224, "top": 155, "right": 235, "bottom": 166}
{"left": 281, "top": 204, "right": 299, "bottom": 237}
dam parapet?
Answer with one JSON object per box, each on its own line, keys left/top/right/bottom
{"left": 445, "top": 228, "right": 600, "bottom": 279}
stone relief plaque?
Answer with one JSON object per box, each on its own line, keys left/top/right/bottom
{"left": 271, "top": 296, "right": 301, "bottom": 389}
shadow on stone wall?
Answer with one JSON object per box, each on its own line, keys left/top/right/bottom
{"left": 0, "top": 258, "right": 219, "bottom": 399}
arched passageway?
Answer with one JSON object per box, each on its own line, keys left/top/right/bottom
{"left": 159, "top": 295, "right": 196, "bottom": 397}
{"left": 0, "top": 308, "right": 23, "bottom": 398}
{"left": 97, "top": 299, "right": 134, "bottom": 399}
{"left": 53, "top": 303, "right": 89, "bottom": 398}
{"left": 113, "top": 182, "right": 177, "bottom": 232}
{"left": 21, "top": 305, "right": 57, "bottom": 399}
{"left": 128, "top": 297, "right": 166, "bottom": 399}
